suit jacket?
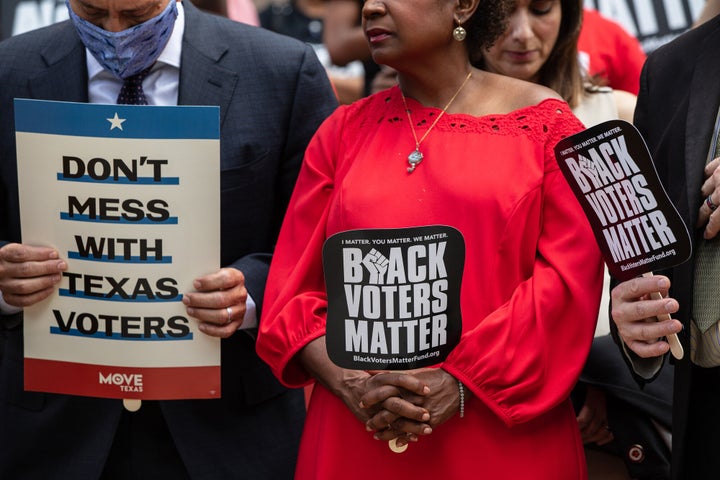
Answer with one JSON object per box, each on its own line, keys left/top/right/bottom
{"left": 0, "top": 2, "right": 338, "bottom": 479}
{"left": 578, "top": 335, "right": 673, "bottom": 479}
{"left": 624, "top": 14, "right": 720, "bottom": 480}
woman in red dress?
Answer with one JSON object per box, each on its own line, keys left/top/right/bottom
{"left": 256, "top": 0, "right": 603, "bottom": 477}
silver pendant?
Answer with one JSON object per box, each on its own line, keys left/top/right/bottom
{"left": 407, "top": 149, "right": 423, "bottom": 173}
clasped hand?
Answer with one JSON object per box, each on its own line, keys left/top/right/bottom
{"left": 355, "top": 368, "right": 462, "bottom": 448}
{"left": 0, "top": 243, "right": 246, "bottom": 338}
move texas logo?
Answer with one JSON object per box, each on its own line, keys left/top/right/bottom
{"left": 322, "top": 225, "right": 464, "bottom": 370}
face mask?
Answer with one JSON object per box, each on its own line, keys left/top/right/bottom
{"left": 66, "top": 0, "right": 178, "bottom": 79}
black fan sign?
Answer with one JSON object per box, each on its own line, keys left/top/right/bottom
{"left": 554, "top": 120, "right": 691, "bottom": 282}
{"left": 322, "top": 225, "right": 464, "bottom": 370}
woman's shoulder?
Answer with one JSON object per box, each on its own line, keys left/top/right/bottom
{"left": 575, "top": 83, "right": 636, "bottom": 125}
{"left": 575, "top": 84, "right": 618, "bottom": 126}
{"left": 468, "top": 72, "right": 576, "bottom": 130}
{"left": 478, "top": 72, "right": 563, "bottom": 114}
{"left": 611, "top": 89, "right": 637, "bottom": 123}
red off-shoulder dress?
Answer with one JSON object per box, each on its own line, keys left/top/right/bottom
{"left": 257, "top": 87, "right": 603, "bottom": 480}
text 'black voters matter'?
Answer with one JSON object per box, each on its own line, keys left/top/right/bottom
{"left": 554, "top": 120, "right": 691, "bottom": 281}
{"left": 323, "top": 225, "right": 465, "bottom": 370}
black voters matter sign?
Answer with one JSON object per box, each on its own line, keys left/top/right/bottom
{"left": 554, "top": 120, "right": 691, "bottom": 281}
{"left": 322, "top": 226, "right": 464, "bottom": 370}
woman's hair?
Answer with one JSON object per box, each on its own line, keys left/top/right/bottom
{"left": 537, "top": 0, "right": 585, "bottom": 107}
{"left": 465, "top": 0, "right": 512, "bottom": 54}
{"left": 470, "top": 0, "right": 586, "bottom": 108}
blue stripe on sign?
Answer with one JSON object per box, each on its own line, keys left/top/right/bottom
{"left": 50, "top": 327, "right": 193, "bottom": 341}
{"left": 67, "top": 252, "right": 173, "bottom": 263}
{"left": 57, "top": 174, "right": 180, "bottom": 185}
{"left": 58, "top": 289, "right": 183, "bottom": 302}
{"left": 14, "top": 99, "right": 219, "bottom": 139}
{"left": 60, "top": 213, "right": 178, "bottom": 224}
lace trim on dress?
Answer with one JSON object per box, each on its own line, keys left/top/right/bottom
{"left": 350, "top": 86, "right": 581, "bottom": 146}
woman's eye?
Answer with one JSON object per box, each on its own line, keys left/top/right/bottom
{"left": 530, "top": 0, "right": 554, "bottom": 14}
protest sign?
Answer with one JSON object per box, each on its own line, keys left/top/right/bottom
{"left": 554, "top": 119, "right": 691, "bottom": 358}
{"left": 15, "top": 99, "right": 221, "bottom": 400}
{"left": 583, "top": 0, "right": 703, "bottom": 53}
{"left": 322, "top": 225, "right": 464, "bottom": 370}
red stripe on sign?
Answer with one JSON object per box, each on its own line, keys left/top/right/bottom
{"left": 24, "top": 358, "right": 221, "bottom": 400}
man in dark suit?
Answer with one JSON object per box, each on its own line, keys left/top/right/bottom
{"left": 0, "top": 0, "right": 337, "bottom": 478}
{"left": 610, "top": 14, "right": 720, "bottom": 480}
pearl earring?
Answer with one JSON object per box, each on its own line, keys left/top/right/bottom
{"left": 453, "top": 26, "right": 467, "bottom": 41}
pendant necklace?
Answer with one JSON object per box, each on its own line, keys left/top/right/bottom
{"left": 400, "top": 70, "right": 472, "bottom": 173}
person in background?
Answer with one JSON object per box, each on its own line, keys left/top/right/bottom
{"left": 476, "top": 0, "right": 672, "bottom": 477}
{"left": 0, "top": 0, "right": 338, "bottom": 477}
{"left": 609, "top": 14, "right": 720, "bottom": 480}
{"left": 475, "top": 0, "right": 636, "bottom": 126}
{"left": 577, "top": 8, "right": 646, "bottom": 95}
{"left": 260, "top": 0, "right": 365, "bottom": 104}
{"left": 227, "top": 0, "right": 260, "bottom": 24}
{"left": 1, "top": 0, "right": 67, "bottom": 39}
{"left": 323, "top": 0, "right": 381, "bottom": 97}
{"left": 367, "top": 2, "right": 648, "bottom": 99}
{"left": 255, "top": 0, "right": 604, "bottom": 477}
{"left": 180, "top": 0, "right": 260, "bottom": 24}
{"left": 693, "top": 0, "right": 720, "bottom": 27}
{"left": 0, "top": 0, "right": 259, "bottom": 41}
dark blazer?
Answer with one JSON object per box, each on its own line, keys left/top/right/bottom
{"left": 625, "top": 14, "right": 720, "bottom": 480}
{"left": 578, "top": 335, "right": 673, "bottom": 479}
{"left": 0, "top": 2, "right": 338, "bottom": 478}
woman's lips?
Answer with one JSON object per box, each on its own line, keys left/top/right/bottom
{"left": 506, "top": 50, "right": 537, "bottom": 62}
{"left": 366, "top": 28, "right": 392, "bottom": 44}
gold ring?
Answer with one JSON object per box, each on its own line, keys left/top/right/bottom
{"left": 388, "top": 438, "right": 408, "bottom": 454}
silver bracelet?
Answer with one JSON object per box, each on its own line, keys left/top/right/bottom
{"left": 458, "top": 381, "right": 465, "bottom": 418}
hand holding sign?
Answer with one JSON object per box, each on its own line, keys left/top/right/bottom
{"left": 609, "top": 273, "right": 681, "bottom": 359}
{"left": 0, "top": 244, "right": 67, "bottom": 307}
{"left": 554, "top": 120, "right": 691, "bottom": 360}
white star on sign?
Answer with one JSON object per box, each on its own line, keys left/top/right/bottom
{"left": 107, "top": 112, "right": 126, "bottom": 131}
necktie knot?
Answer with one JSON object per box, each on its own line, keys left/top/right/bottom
{"left": 116, "top": 67, "right": 153, "bottom": 105}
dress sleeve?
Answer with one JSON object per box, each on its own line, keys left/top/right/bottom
{"left": 255, "top": 107, "right": 349, "bottom": 387}
{"left": 443, "top": 103, "right": 604, "bottom": 427}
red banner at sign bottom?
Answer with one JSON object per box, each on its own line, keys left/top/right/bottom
{"left": 24, "top": 358, "right": 221, "bottom": 400}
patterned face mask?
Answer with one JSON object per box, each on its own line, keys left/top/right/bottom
{"left": 66, "top": 0, "right": 178, "bottom": 79}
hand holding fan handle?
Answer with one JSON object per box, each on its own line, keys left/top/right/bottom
{"left": 643, "top": 272, "right": 684, "bottom": 360}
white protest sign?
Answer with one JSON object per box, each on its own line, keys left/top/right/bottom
{"left": 15, "top": 99, "right": 221, "bottom": 400}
